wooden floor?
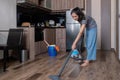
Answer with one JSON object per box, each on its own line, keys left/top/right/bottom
{"left": 0, "top": 50, "right": 120, "bottom": 80}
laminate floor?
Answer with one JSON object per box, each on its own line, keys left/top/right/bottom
{"left": 0, "top": 51, "right": 120, "bottom": 80}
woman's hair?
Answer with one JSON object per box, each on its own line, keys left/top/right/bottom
{"left": 71, "top": 7, "right": 85, "bottom": 22}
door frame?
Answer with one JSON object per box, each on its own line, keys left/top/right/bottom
{"left": 116, "top": 0, "right": 119, "bottom": 61}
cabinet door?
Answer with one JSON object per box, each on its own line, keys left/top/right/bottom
{"left": 51, "top": 0, "right": 57, "bottom": 10}
{"left": 51, "top": 0, "right": 64, "bottom": 10}
{"left": 68, "top": 0, "right": 73, "bottom": 9}
{"left": 61, "top": 0, "right": 65, "bottom": 10}
{"left": 44, "top": 29, "right": 56, "bottom": 45}
{"left": 27, "top": 0, "right": 38, "bottom": 5}
{"left": 51, "top": 0, "right": 84, "bottom": 10}
{"left": 46, "top": 0, "right": 51, "bottom": 9}
{"left": 56, "top": 28, "right": 66, "bottom": 52}
{"left": 77, "top": 0, "right": 85, "bottom": 9}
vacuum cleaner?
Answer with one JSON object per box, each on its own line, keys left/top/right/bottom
{"left": 49, "top": 49, "right": 84, "bottom": 80}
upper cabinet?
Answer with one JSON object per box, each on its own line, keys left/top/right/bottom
{"left": 17, "top": 0, "right": 85, "bottom": 12}
{"left": 46, "top": 0, "right": 51, "bottom": 9}
{"left": 27, "top": 0, "right": 39, "bottom": 5}
{"left": 17, "top": 0, "right": 39, "bottom": 5}
{"left": 51, "top": 0, "right": 85, "bottom": 11}
{"left": 38, "top": 0, "right": 51, "bottom": 9}
{"left": 17, "top": 0, "right": 51, "bottom": 12}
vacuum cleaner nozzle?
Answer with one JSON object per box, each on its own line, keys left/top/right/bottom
{"left": 49, "top": 75, "right": 61, "bottom": 80}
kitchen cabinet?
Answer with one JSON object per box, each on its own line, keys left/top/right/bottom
{"left": 44, "top": 28, "right": 66, "bottom": 52}
{"left": 51, "top": 0, "right": 61, "bottom": 10}
{"left": 35, "top": 28, "right": 66, "bottom": 55}
{"left": 35, "top": 41, "right": 47, "bottom": 55}
{"left": 44, "top": 29, "right": 56, "bottom": 45}
{"left": 18, "top": 27, "right": 35, "bottom": 61}
{"left": 56, "top": 28, "right": 66, "bottom": 52}
{"left": 18, "top": 0, "right": 51, "bottom": 9}
{"left": 27, "top": 0, "right": 39, "bottom": 5}
{"left": 18, "top": 0, "right": 84, "bottom": 12}
{"left": 51, "top": 0, "right": 85, "bottom": 11}
{"left": 46, "top": 0, "right": 51, "bottom": 9}
{"left": 39, "top": 0, "right": 51, "bottom": 9}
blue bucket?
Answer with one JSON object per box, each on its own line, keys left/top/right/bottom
{"left": 48, "top": 45, "right": 57, "bottom": 57}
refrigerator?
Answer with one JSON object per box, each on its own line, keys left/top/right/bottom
{"left": 66, "top": 10, "right": 84, "bottom": 51}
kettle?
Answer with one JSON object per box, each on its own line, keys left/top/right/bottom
{"left": 49, "top": 20, "right": 55, "bottom": 26}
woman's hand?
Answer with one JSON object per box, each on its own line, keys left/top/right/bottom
{"left": 71, "top": 24, "right": 86, "bottom": 50}
{"left": 72, "top": 43, "right": 76, "bottom": 50}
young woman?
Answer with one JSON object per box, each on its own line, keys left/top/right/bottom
{"left": 71, "top": 7, "right": 97, "bottom": 67}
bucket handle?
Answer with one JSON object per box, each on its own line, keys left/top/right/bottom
{"left": 44, "top": 40, "right": 50, "bottom": 47}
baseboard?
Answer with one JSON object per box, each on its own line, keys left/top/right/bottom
{"left": 111, "top": 48, "right": 116, "bottom": 53}
{"left": 111, "top": 48, "right": 120, "bottom": 63}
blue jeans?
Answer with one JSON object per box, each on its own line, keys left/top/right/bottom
{"left": 86, "top": 27, "right": 97, "bottom": 60}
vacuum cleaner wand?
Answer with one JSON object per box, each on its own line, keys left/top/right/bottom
{"left": 49, "top": 51, "right": 73, "bottom": 80}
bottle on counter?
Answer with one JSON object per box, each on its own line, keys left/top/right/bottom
{"left": 45, "top": 21, "right": 49, "bottom": 27}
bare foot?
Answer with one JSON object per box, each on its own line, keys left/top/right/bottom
{"left": 83, "top": 60, "right": 87, "bottom": 62}
{"left": 80, "top": 60, "right": 89, "bottom": 67}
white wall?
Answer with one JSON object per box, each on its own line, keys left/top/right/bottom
{"left": 111, "top": 0, "right": 116, "bottom": 51}
{"left": 91, "top": 0, "right": 101, "bottom": 49}
{"left": 0, "top": 0, "right": 16, "bottom": 44}
{"left": 0, "top": 0, "right": 16, "bottom": 30}
{"left": 0, "top": 0, "right": 16, "bottom": 59}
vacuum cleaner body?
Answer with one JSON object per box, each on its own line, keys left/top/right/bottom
{"left": 71, "top": 49, "right": 82, "bottom": 59}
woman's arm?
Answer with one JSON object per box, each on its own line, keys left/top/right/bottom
{"left": 72, "top": 24, "right": 86, "bottom": 50}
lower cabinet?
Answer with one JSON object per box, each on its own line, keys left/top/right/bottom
{"left": 35, "top": 28, "right": 66, "bottom": 55}
{"left": 56, "top": 28, "right": 66, "bottom": 52}
{"left": 35, "top": 41, "right": 47, "bottom": 55}
{"left": 44, "top": 28, "right": 66, "bottom": 52}
{"left": 44, "top": 29, "right": 56, "bottom": 45}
